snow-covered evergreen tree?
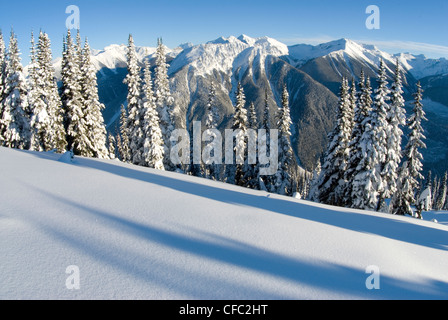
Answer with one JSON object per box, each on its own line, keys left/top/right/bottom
{"left": 316, "top": 78, "right": 353, "bottom": 206}
{"left": 435, "top": 172, "right": 447, "bottom": 211}
{"left": 119, "top": 104, "right": 131, "bottom": 163}
{"left": 273, "top": 85, "right": 295, "bottom": 196}
{"left": 60, "top": 29, "right": 88, "bottom": 155}
{"left": 108, "top": 133, "right": 116, "bottom": 159}
{"left": 28, "top": 31, "right": 66, "bottom": 152}
{"left": 203, "top": 81, "right": 220, "bottom": 180}
{"left": 382, "top": 59, "right": 406, "bottom": 211}
{"left": 351, "top": 60, "right": 390, "bottom": 211}
{"left": 392, "top": 81, "right": 427, "bottom": 216}
{"left": 308, "top": 160, "right": 322, "bottom": 202}
{"left": 416, "top": 172, "right": 432, "bottom": 219}
{"left": 80, "top": 38, "right": 109, "bottom": 159}
{"left": 225, "top": 82, "right": 248, "bottom": 186}
{"left": 432, "top": 175, "right": 440, "bottom": 210}
{"left": 124, "top": 34, "right": 144, "bottom": 165}
{"left": 343, "top": 73, "right": 371, "bottom": 206}
{"left": 154, "top": 38, "right": 175, "bottom": 171}
{"left": 38, "top": 32, "right": 67, "bottom": 152}
{"left": 0, "top": 30, "right": 6, "bottom": 107}
{"left": 259, "top": 90, "right": 275, "bottom": 192}
{"left": 244, "top": 101, "right": 260, "bottom": 189}
{"left": 373, "top": 59, "right": 395, "bottom": 211}
{"left": 141, "top": 59, "right": 164, "bottom": 170}
{"left": 1, "top": 30, "right": 30, "bottom": 149}
{"left": 27, "top": 31, "right": 44, "bottom": 151}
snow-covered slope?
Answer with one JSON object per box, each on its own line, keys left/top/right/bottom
{"left": 1, "top": 147, "right": 447, "bottom": 299}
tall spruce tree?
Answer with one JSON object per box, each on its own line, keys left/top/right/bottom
{"left": 382, "top": 59, "right": 406, "bottom": 211}
{"left": 80, "top": 38, "right": 109, "bottom": 159}
{"left": 352, "top": 60, "right": 390, "bottom": 211}
{"left": 1, "top": 30, "right": 30, "bottom": 149}
{"left": 203, "top": 81, "right": 221, "bottom": 180}
{"left": 273, "top": 85, "right": 295, "bottom": 196}
{"left": 60, "top": 29, "right": 88, "bottom": 155}
{"left": 435, "top": 172, "right": 447, "bottom": 211}
{"left": 124, "top": 34, "right": 144, "bottom": 165}
{"left": 316, "top": 78, "right": 353, "bottom": 206}
{"left": 28, "top": 32, "right": 66, "bottom": 152}
{"left": 343, "top": 72, "right": 372, "bottom": 206}
{"left": 119, "top": 104, "right": 131, "bottom": 162}
{"left": 392, "top": 81, "right": 426, "bottom": 216}
{"left": 308, "top": 160, "right": 322, "bottom": 202}
{"left": 141, "top": 59, "right": 164, "bottom": 170}
{"left": 38, "top": 31, "right": 67, "bottom": 152}
{"left": 259, "top": 90, "right": 275, "bottom": 192}
{"left": 372, "top": 59, "right": 393, "bottom": 211}
{"left": 0, "top": 30, "right": 6, "bottom": 108}
{"left": 107, "top": 133, "right": 116, "bottom": 159}
{"left": 244, "top": 101, "right": 260, "bottom": 189}
{"left": 27, "top": 31, "right": 45, "bottom": 151}
{"left": 225, "top": 82, "right": 248, "bottom": 186}
{"left": 154, "top": 38, "right": 175, "bottom": 171}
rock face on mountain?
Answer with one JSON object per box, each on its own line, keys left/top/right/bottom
{"left": 52, "top": 35, "right": 448, "bottom": 173}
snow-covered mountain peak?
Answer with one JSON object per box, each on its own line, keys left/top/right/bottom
{"left": 169, "top": 34, "right": 289, "bottom": 77}
{"left": 207, "top": 35, "right": 240, "bottom": 45}
{"left": 237, "top": 34, "right": 256, "bottom": 46}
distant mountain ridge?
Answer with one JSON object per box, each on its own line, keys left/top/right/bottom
{"left": 46, "top": 35, "right": 448, "bottom": 174}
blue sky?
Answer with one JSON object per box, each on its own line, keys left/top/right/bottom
{"left": 1, "top": 0, "right": 447, "bottom": 65}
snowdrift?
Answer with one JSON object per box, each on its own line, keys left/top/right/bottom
{"left": 1, "top": 147, "right": 447, "bottom": 299}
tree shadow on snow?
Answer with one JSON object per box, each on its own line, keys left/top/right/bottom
{"left": 27, "top": 185, "right": 448, "bottom": 299}
{"left": 64, "top": 156, "right": 448, "bottom": 253}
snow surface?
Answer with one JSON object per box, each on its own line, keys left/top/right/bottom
{"left": 1, "top": 147, "right": 448, "bottom": 299}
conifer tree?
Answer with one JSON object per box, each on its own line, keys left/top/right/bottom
{"left": 28, "top": 31, "right": 44, "bottom": 151}
{"left": 435, "top": 172, "right": 447, "bottom": 211}
{"left": 80, "top": 38, "right": 109, "bottom": 158}
{"left": 0, "top": 30, "right": 6, "bottom": 108}
{"left": 225, "top": 82, "right": 248, "bottom": 186}
{"left": 273, "top": 85, "right": 295, "bottom": 196}
{"left": 244, "top": 101, "right": 260, "bottom": 189}
{"left": 316, "top": 78, "right": 352, "bottom": 206}
{"left": 351, "top": 60, "right": 390, "bottom": 211}
{"left": 372, "top": 59, "right": 393, "bottom": 211}
{"left": 124, "top": 34, "right": 144, "bottom": 165}
{"left": 141, "top": 59, "right": 164, "bottom": 170}
{"left": 203, "top": 81, "right": 220, "bottom": 180}
{"left": 308, "top": 160, "right": 322, "bottom": 202}
{"left": 28, "top": 32, "right": 66, "bottom": 152}
{"left": 1, "top": 30, "right": 30, "bottom": 149}
{"left": 108, "top": 133, "right": 116, "bottom": 159}
{"left": 343, "top": 73, "right": 371, "bottom": 206}
{"left": 119, "top": 104, "right": 131, "bottom": 162}
{"left": 392, "top": 81, "right": 426, "bottom": 216}
{"left": 382, "top": 59, "right": 406, "bottom": 210}
{"left": 38, "top": 31, "right": 67, "bottom": 152}
{"left": 60, "top": 29, "right": 88, "bottom": 155}
{"left": 154, "top": 38, "right": 175, "bottom": 171}
{"left": 259, "top": 90, "right": 275, "bottom": 192}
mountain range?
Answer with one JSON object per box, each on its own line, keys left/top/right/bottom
{"left": 50, "top": 35, "right": 448, "bottom": 175}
